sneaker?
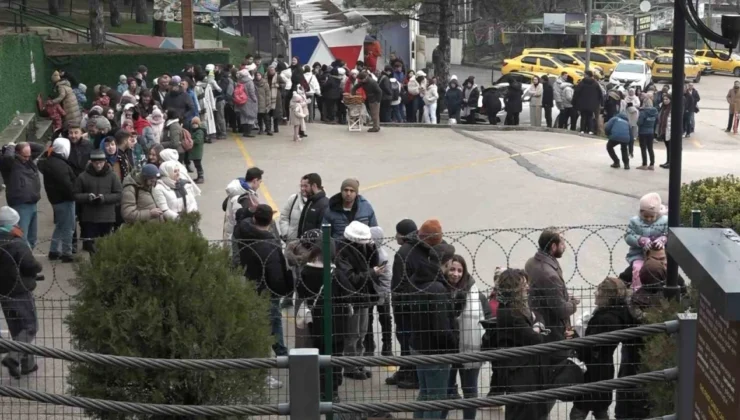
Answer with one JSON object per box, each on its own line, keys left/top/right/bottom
{"left": 266, "top": 376, "right": 283, "bottom": 389}
{"left": 648, "top": 165, "right": 655, "bottom": 170}
{"left": 2, "top": 358, "right": 20, "bottom": 379}
{"left": 48, "top": 252, "right": 60, "bottom": 261}
{"left": 60, "top": 254, "right": 76, "bottom": 263}
{"left": 343, "top": 370, "right": 369, "bottom": 380}
{"left": 636, "top": 165, "right": 648, "bottom": 170}
{"left": 610, "top": 163, "right": 620, "bottom": 169}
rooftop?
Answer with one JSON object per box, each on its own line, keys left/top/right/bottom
{"left": 285, "top": 0, "right": 368, "bottom": 31}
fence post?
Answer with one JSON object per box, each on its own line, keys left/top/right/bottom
{"left": 288, "top": 348, "right": 321, "bottom": 420}
{"left": 690, "top": 210, "right": 701, "bottom": 228}
{"left": 320, "top": 223, "right": 333, "bottom": 420}
{"left": 675, "top": 313, "right": 697, "bottom": 420}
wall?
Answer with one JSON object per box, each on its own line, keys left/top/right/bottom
{"left": 424, "top": 37, "right": 463, "bottom": 65}
{"left": 0, "top": 34, "right": 50, "bottom": 132}
{"left": 45, "top": 47, "right": 230, "bottom": 103}
{"left": 226, "top": 17, "right": 272, "bottom": 54}
{"left": 366, "top": 17, "right": 410, "bottom": 69}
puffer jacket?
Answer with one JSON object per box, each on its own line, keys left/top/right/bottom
{"left": 222, "top": 177, "right": 251, "bottom": 241}
{"left": 73, "top": 163, "right": 123, "bottom": 223}
{"left": 625, "top": 214, "right": 668, "bottom": 263}
{"left": 255, "top": 78, "right": 271, "bottom": 113}
{"left": 322, "top": 193, "right": 378, "bottom": 239}
{"left": 161, "top": 120, "right": 184, "bottom": 154}
{"left": 38, "top": 152, "right": 76, "bottom": 204}
{"left": 52, "top": 80, "right": 81, "bottom": 125}
{"left": 423, "top": 84, "right": 439, "bottom": 105}
{"left": 637, "top": 107, "right": 658, "bottom": 135}
{"left": 278, "top": 192, "right": 306, "bottom": 241}
{"left": 561, "top": 83, "right": 575, "bottom": 108}
{"left": 605, "top": 113, "right": 632, "bottom": 144}
{"left": 153, "top": 180, "right": 197, "bottom": 220}
{"left": 452, "top": 278, "right": 486, "bottom": 368}
{"left": 0, "top": 143, "right": 44, "bottom": 206}
{"left": 0, "top": 230, "right": 42, "bottom": 297}
{"left": 120, "top": 172, "right": 161, "bottom": 223}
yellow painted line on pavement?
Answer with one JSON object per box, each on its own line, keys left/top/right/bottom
{"left": 363, "top": 141, "right": 603, "bottom": 192}
{"left": 691, "top": 138, "right": 704, "bottom": 148}
{"left": 232, "top": 134, "right": 280, "bottom": 216}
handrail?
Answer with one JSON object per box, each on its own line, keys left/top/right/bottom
{"left": 7, "top": 0, "right": 91, "bottom": 30}
{"left": 7, "top": 8, "right": 91, "bottom": 44}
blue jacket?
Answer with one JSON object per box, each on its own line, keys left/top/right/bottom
{"left": 637, "top": 107, "right": 658, "bottom": 135}
{"left": 605, "top": 113, "right": 631, "bottom": 144}
{"left": 322, "top": 193, "right": 378, "bottom": 239}
{"left": 186, "top": 88, "right": 199, "bottom": 122}
{"left": 625, "top": 215, "right": 668, "bottom": 263}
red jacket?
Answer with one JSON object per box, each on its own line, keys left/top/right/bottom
{"left": 133, "top": 117, "right": 152, "bottom": 135}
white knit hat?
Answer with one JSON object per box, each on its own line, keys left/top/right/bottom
{"left": 344, "top": 221, "right": 372, "bottom": 244}
{"left": 639, "top": 192, "right": 662, "bottom": 214}
{"left": 0, "top": 206, "right": 20, "bottom": 227}
{"left": 416, "top": 70, "right": 426, "bottom": 77}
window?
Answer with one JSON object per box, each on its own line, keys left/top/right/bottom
{"left": 694, "top": 51, "right": 705, "bottom": 57}
{"left": 540, "top": 59, "right": 557, "bottom": 68}
{"left": 655, "top": 55, "right": 673, "bottom": 65}
{"left": 719, "top": 53, "right": 730, "bottom": 60}
{"left": 685, "top": 57, "right": 696, "bottom": 65}
{"left": 557, "top": 54, "right": 576, "bottom": 65}
{"left": 591, "top": 53, "right": 608, "bottom": 63}
{"left": 614, "top": 62, "right": 645, "bottom": 73}
{"left": 521, "top": 56, "right": 537, "bottom": 65}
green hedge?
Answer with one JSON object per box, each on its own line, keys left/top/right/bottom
{"left": 680, "top": 174, "right": 740, "bottom": 232}
{"left": 0, "top": 34, "right": 50, "bottom": 131}
{"left": 45, "top": 46, "right": 230, "bottom": 103}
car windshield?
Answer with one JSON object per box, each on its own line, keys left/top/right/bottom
{"left": 655, "top": 56, "right": 673, "bottom": 65}
{"left": 545, "top": 56, "right": 566, "bottom": 66}
{"left": 615, "top": 62, "right": 644, "bottom": 73}
{"left": 606, "top": 53, "right": 623, "bottom": 61}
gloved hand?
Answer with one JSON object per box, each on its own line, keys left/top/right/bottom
{"left": 652, "top": 236, "right": 667, "bottom": 249}
{"left": 638, "top": 237, "right": 652, "bottom": 249}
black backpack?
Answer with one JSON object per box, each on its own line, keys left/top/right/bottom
{"left": 391, "top": 80, "right": 401, "bottom": 102}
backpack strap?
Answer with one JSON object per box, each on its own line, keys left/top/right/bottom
{"left": 287, "top": 194, "right": 300, "bottom": 225}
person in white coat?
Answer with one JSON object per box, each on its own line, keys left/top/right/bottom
{"left": 442, "top": 255, "right": 486, "bottom": 420}
{"left": 222, "top": 167, "right": 263, "bottom": 266}
{"left": 528, "top": 76, "right": 544, "bottom": 127}
{"left": 158, "top": 149, "right": 202, "bottom": 198}
{"left": 278, "top": 181, "right": 308, "bottom": 242}
{"left": 303, "top": 65, "right": 321, "bottom": 122}
{"left": 422, "top": 77, "right": 440, "bottom": 124}
{"left": 152, "top": 161, "right": 198, "bottom": 221}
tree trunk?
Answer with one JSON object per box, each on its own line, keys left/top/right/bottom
{"left": 153, "top": 19, "right": 167, "bottom": 36}
{"left": 134, "top": 0, "right": 147, "bottom": 23}
{"left": 89, "top": 0, "right": 105, "bottom": 49}
{"left": 434, "top": 0, "right": 452, "bottom": 88}
{"left": 123, "top": 0, "right": 130, "bottom": 6}
{"left": 48, "top": 0, "right": 60, "bottom": 15}
{"left": 109, "top": 0, "right": 122, "bottom": 27}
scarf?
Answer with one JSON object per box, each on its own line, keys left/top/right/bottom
{"left": 0, "top": 225, "right": 24, "bottom": 238}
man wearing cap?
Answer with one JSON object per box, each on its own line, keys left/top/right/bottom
{"left": 121, "top": 164, "right": 164, "bottom": 223}
{"left": 0, "top": 206, "right": 43, "bottom": 379}
{"left": 0, "top": 142, "right": 46, "bottom": 252}
{"left": 323, "top": 178, "right": 378, "bottom": 240}
{"left": 73, "top": 150, "right": 122, "bottom": 253}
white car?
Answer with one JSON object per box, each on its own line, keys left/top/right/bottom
{"left": 609, "top": 60, "right": 652, "bottom": 91}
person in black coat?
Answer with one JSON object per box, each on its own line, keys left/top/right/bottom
{"left": 683, "top": 86, "right": 696, "bottom": 137}
{"left": 162, "top": 81, "right": 194, "bottom": 120}
{"left": 482, "top": 87, "right": 502, "bottom": 125}
{"left": 504, "top": 82, "right": 523, "bottom": 126}
{"left": 542, "top": 75, "right": 555, "bottom": 128}
{"left": 38, "top": 138, "right": 77, "bottom": 261}
{"left": 323, "top": 68, "right": 343, "bottom": 123}
{"left": 0, "top": 206, "right": 43, "bottom": 379}
{"left": 297, "top": 173, "right": 330, "bottom": 237}
{"left": 495, "top": 268, "right": 551, "bottom": 420}
{"left": 378, "top": 68, "right": 394, "bottom": 123}
{"left": 574, "top": 71, "right": 603, "bottom": 134}
{"left": 571, "top": 277, "right": 636, "bottom": 420}
{"left": 445, "top": 78, "right": 463, "bottom": 123}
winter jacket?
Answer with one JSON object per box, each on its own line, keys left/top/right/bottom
{"left": 161, "top": 120, "right": 184, "bottom": 154}
{"left": 574, "top": 77, "right": 603, "bottom": 112}
{"left": 120, "top": 172, "right": 161, "bottom": 223}
{"left": 604, "top": 90, "right": 621, "bottom": 120}
{"left": 542, "top": 81, "right": 554, "bottom": 108}
{"left": 391, "top": 237, "right": 417, "bottom": 299}
{"left": 624, "top": 214, "right": 668, "bottom": 263}
{"left": 0, "top": 142, "right": 44, "bottom": 206}
{"left": 324, "top": 74, "right": 343, "bottom": 100}
{"left": 185, "top": 88, "right": 199, "bottom": 122}
{"left": 236, "top": 79, "right": 258, "bottom": 124}
{"left": 727, "top": 87, "right": 740, "bottom": 113}
{"left": 452, "top": 278, "right": 486, "bottom": 368}
{"left": 504, "top": 83, "right": 523, "bottom": 114}
{"left": 234, "top": 221, "right": 293, "bottom": 296}
{"left": 690, "top": 89, "right": 700, "bottom": 112}
{"left": 626, "top": 105, "right": 639, "bottom": 129}
{"left": 354, "top": 79, "right": 383, "bottom": 104}
{"left": 378, "top": 74, "right": 393, "bottom": 102}
{"left": 605, "top": 113, "right": 632, "bottom": 143}
{"left": 0, "top": 229, "right": 43, "bottom": 297}
{"left": 554, "top": 76, "right": 568, "bottom": 108}
{"left": 322, "top": 193, "right": 378, "bottom": 239}
{"left": 52, "top": 80, "right": 82, "bottom": 125}
{"left": 657, "top": 106, "right": 672, "bottom": 140}
{"left": 162, "top": 89, "right": 194, "bottom": 120}
{"left": 334, "top": 239, "right": 380, "bottom": 306}
{"left": 289, "top": 93, "right": 307, "bottom": 127}
{"left": 218, "top": 74, "right": 235, "bottom": 105}
{"left": 462, "top": 84, "right": 480, "bottom": 108}
{"left": 528, "top": 83, "right": 544, "bottom": 107}
{"left": 525, "top": 250, "right": 576, "bottom": 360}
{"left": 266, "top": 73, "right": 284, "bottom": 119}
{"left": 73, "top": 163, "right": 123, "bottom": 224}
{"left": 66, "top": 139, "right": 91, "bottom": 177}
{"left": 406, "top": 78, "right": 421, "bottom": 96}
{"left": 188, "top": 127, "right": 206, "bottom": 161}
{"left": 445, "top": 83, "right": 463, "bottom": 117}
{"left": 561, "top": 83, "right": 575, "bottom": 108}
{"left": 422, "top": 84, "right": 439, "bottom": 105}
{"left": 222, "top": 178, "right": 254, "bottom": 241}
{"left": 481, "top": 87, "right": 502, "bottom": 116}
{"left": 278, "top": 192, "right": 306, "bottom": 241}
{"left": 38, "top": 152, "right": 76, "bottom": 204}
{"left": 297, "top": 190, "right": 330, "bottom": 238}
{"left": 255, "top": 78, "right": 271, "bottom": 113}
{"left": 304, "top": 73, "right": 321, "bottom": 97}
{"left": 637, "top": 107, "right": 658, "bottom": 135}
{"left": 153, "top": 179, "right": 197, "bottom": 220}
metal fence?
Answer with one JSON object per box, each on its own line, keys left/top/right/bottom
{"left": 0, "top": 224, "right": 686, "bottom": 419}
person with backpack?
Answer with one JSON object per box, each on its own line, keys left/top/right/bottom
{"left": 379, "top": 66, "right": 394, "bottom": 123}
{"left": 161, "top": 110, "right": 195, "bottom": 170}
{"left": 235, "top": 69, "right": 258, "bottom": 138}
{"left": 121, "top": 164, "right": 164, "bottom": 223}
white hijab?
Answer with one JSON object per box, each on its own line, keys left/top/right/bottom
{"left": 158, "top": 149, "right": 201, "bottom": 196}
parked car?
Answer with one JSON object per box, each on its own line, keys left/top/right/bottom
{"left": 651, "top": 54, "right": 703, "bottom": 83}
{"left": 502, "top": 54, "right": 585, "bottom": 84}
{"left": 609, "top": 60, "right": 652, "bottom": 90}
{"left": 521, "top": 48, "right": 605, "bottom": 79}
{"left": 564, "top": 48, "right": 622, "bottom": 77}
{"left": 694, "top": 49, "right": 740, "bottom": 75}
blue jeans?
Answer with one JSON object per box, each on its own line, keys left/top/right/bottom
{"left": 11, "top": 203, "right": 38, "bottom": 250}
{"left": 392, "top": 104, "right": 404, "bottom": 122}
{"left": 270, "top": 298, "right": 288, "bottom": 356}
{"left": 50, "top": 201, "right": 75, "bottom": 256}
{"left": 442, "top": 365, "right": 481, "bottom": 420}
{"left": 414, "top": 363, "right": 451, "bottom": 419}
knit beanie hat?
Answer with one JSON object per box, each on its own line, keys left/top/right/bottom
{"left": 396, "top": 219, "right": 417, "bottom": 237}
{"left": 639, "top": 192, "right": 662, "bottom": 215}
{"left": 341, "top": 178, "right": 360, "bottom": 192}
{"left": 0, "top": 206, "right": 20, "bottom": 227}
{"left": 119, "top": 74, "right": 127, "bottom": 83}
{"left": 418, "top": 219, "right": 443, "bottom": 246}
{"left": 141, "top": 164, "right": 160, "bottom": 180}
{"left": 94, "top": 116, "right": 112, "bottom": 132}
{"left": 344, "top": 221, "right": 372, "bottom": 244}
{"left": 78, "top": 83, "right": 87, "bottom": 93}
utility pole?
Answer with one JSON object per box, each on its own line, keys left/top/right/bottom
{"left": 585, "top": 0, "right": 592, "bottom": 70}
{"left": 238, "top": 0, "right": 244, "bottom": 37}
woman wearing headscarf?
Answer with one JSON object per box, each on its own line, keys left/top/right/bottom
{"left": 158, "top": 148, "right": 202, "bottom": 198}
{"left": 147, "top": 106, "right": 165, "bottom": 144}
{"left": 236, "top": 69, "right": 259, "bottom": 138}
{"left": 290, "top": 57, "right": 306, "bottom": 95}
{"left": 152, "top": 160, "right": 198, "bottom": 221}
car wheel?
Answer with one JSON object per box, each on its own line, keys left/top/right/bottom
{"left": 734, "top": 67, "right": 740, "bottom": 77}
{"left": 695, "top": 72, "right": 701, "bottom": 83}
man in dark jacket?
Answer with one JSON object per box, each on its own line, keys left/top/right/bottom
{"left": 323, "top": 178, "right": 378, "bottom": 239}
{"left": 378, "top": 67, "right": 394, "bottom": 123}
{"left": 297, "top": 173, "right": 330, "bottom": 237}
{"left": 234, "top": 204, "right": 292, "bottom": 357}
{"left": 0, "top": 206, "right": 43, "bottom": 379}
{"left": 0, "top": 142, "right": 45, "bottom": 251}
{"left": 525, "top": 228, "right": 579, "bottom": 360}
{"left": 445, "top": 78, "right": 463, "bottom": 123}
{"left": 66, "top": 123, "right": 92, "bottom": 176}
{"left": 482, "top": 87, "right": 502, "bottom": 125}
{"left": 323, "top": 68, "right": 342, "bottom": 123}
{"left": 542, "top": 75, "right": 555, "bottom": 128}
{"left": 574, "top": 71, "right": 603, "bottom": 134}
{"left": 353, "top": 72, "right": 383, "bottom": 132}
{"left": 74, "top": 150, "right": 122, "bottom": 254}
{"left": 38, "top": 138, "right": 77, "bottom": 261}
{"left": 162, "top": 81, "right": 194, "bottom": 120}
{"left": 151, "top": 73, "right": 171, "bottom": 106}
{"left": 504, "top": 82, "right": 523, "bottom": 125}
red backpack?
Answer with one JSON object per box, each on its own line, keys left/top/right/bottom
{"left": 181, "top": 129, "right": 194, "bottom": 151}
{"left": 233, "top": 83, "right": 248, "bottom": 106}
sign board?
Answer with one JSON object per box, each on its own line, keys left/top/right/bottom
{"left": 693, "top": 292, "right": 740, "bottom": 418}
{"left": 634, "top": 14, "right": 652, "bottom": 35}
{"left": 543, "top": 13, "right": 586, "bottom": 34}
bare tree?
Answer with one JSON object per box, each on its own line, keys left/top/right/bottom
{"left": 48, "top": 0, "right": 60, "bottom": 15}
{"left": 89, "top": 0, "right": 105, "bottom": 49}
{"left": 134, "top": 0, "right": 147, "bottom": 23}
{"left": 109, "top": 0, "right": 122, "bottom": 27}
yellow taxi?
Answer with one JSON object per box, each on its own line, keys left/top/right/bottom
{"left": 521, "top": 48, "right": 605, "bottom": 78}
{"left": 655, "top": 47, "right": 673, "bottom": 54}
{"left": 694, "top": 49, "right": 740, "bottom": 76}
{"left": 502, "top": 54, "right": 584, "bottom": 83}
{"left": 638, "top": 49, "right": 660, "bottom": 67}
{"left": 599, "top": 47, "right": 647, "bottom": 60}
{"left": 563, "top": 48, "right": 621, "bottom": 77}
{"left": 651, "top": 54, "right": 703, "bottom": 83}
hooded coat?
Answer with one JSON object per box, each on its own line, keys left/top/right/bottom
{"left": 605, "top": 113, "right": 632, "bottom": 143}
{"left": 504, "top": 82, "right": 523, "bottom": 114}
{"left": 120, "top": 172, "right": 161, "bottom": 223}
{"left": 0, "top": 229, "right": 43, "bottom": 297}
{"left": 38, "top": 147, "right": 76, "bottom": 205}
{"left": 445, "top": 81, "right": 463, "bottom": 118}
{"left": 222, "top": 177, "right": 252, "bottom": 241}
{"left": 236, "top": 71, "right": 258, "bottom": 124}
{"left": 637, "top": 106, "right": 659, "bottom": 135}
{"left": 234, "top": 221, "right": 293, "bottom": 296}
{"left": 574, "top": 77, "right": 603, "bottom": 112}
{"left": 162, "top": 88, "right": 194, "bottom": 120}
{"left": 255, "top": 77, "right": 271, "bottom": 113}
{"left": 289, "top": 91, "right": 307, "bottom": 127}
{"left": 52, "top": 79, "right": 82, "bottom": 126}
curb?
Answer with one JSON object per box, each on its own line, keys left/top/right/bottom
{"left": 377, "top": 122, "right": 606, "bottom": 140}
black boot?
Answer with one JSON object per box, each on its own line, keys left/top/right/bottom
{"left": 273, "top": 119, "right": 280, "bottom": 133}
{"left": 243, "top": 124, "right": 255, "bottom": 138}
